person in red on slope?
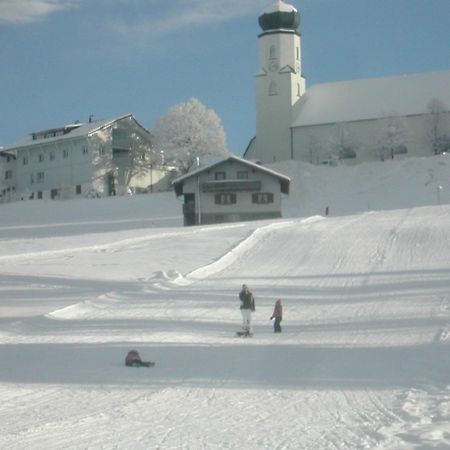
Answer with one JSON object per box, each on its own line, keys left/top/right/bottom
{"left": 270, "top": 298, "right": 283, "bottom": 333}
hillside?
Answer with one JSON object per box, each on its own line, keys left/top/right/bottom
{"left": 0, "top": 156, "right": 449, "bottom": 449}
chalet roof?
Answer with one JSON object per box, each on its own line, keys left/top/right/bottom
{"left": 172, "top": 154, "right": 290, "bottom": 195}
{"left": 2, "top": 113, "right": 149, "bottom": 151}
{"left": 292, "top": 69, "right": 450, "bottom": 128}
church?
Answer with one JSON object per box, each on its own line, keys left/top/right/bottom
{"left": 244, "top": 1, "right": 450, "bottom": 165}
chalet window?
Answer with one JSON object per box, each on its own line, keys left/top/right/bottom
{"left": 215, "top": 172, "right": 226, "bottom": 180}
{"left": 252, "top": 192, "right": 274, "bottom": 204}
{"left": 23, "top": 156, "right": 28, "bottom": 165}
{"left": 237, "top": 171, "right": 248, "bottom": 179}
{"left": 214, "top": 193, "right": 236, "bottom": 205}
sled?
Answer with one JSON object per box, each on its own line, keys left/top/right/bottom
{"left": 128, "top": 361, "right": 155, "bottom": 368}
{"left": 236, "top": 330, "right": 253, "bottom": 337}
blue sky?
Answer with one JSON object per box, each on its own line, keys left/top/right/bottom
{"left": 1, "top": 0, "right": 449, "bottom": 154}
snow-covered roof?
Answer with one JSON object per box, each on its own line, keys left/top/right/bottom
{"left": 262, "top": 1, "right": 297, "bottom": 15}
{"left": 292, "top": 69, "right": 450, "bottom": 128}
{"left": 172, "top": 154, "right": 290, "bottom": 195}
{"left": 2, "top": 113, "right": 146, "bottom": 151}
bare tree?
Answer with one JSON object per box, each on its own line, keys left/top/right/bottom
{"left": 306, "top": 135, "right": 322, "bottom": 164}
{"left": 328, "top": 124, "right": 357, "bottom": 162}
{"left": 154, "top": 97, "right": 229, "bottom": 174}
{"left": 374, "top": 114, "right": 409, "bottom": 161}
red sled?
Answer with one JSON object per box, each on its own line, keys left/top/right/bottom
{"left": 125, "top": 350, "right": 155, "bottom": 368}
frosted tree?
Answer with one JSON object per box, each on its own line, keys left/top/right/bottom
{"left": 328, "top": 124, "right": 356, "bottom": 162}
{"left": 427, "top": 98, "right": 450, "bottom": 155}
{"left": 154, "top": 97, "right": 229, "bottom": 174}
{"left": 374, "top": 114, "right": 409, "bottom": 161}
{"left": 306, "top": 135, "right": 322, "bottom": 165}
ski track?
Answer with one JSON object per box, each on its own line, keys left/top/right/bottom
{"left": 0, "top": 208, "right": 449, "bottom": 449}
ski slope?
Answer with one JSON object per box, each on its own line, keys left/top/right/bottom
{"left": 0, "top": 157, "right": 450, "bottom": 449}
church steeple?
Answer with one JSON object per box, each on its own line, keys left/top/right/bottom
{"left": 255, "top": 1, "right": 305, "bottom": 163}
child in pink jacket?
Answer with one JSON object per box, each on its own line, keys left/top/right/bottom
{"left": 270, "top": 299, "right": 283, "bottom": 333}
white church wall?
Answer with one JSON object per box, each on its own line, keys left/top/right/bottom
{"left": 292, "top": 111, "right": 450, "bottom": 165}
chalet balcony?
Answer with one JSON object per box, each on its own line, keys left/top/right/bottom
{"left": 201, "top": 179, "right": 261, "bottom": 193}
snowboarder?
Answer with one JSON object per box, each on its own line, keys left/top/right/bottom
{"left": 125, "top": 350, "right": 155, "bottom": 368}
{"left": 270, "top": 298, "right": 283, "bottom": 333}
{"left": 238, "top": 284, "right": 255, "bottom": 336}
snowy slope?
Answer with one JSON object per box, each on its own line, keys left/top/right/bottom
{"left": 0, "top": 156, "right": 449, "bottom": 449}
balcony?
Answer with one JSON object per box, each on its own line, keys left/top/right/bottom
{"left": 201, "top": 179, "right": 261, "bottom": 193}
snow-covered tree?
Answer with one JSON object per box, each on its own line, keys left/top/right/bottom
{"left": 328, "top": 124, "right": 357, "bottom": 162}
{"left": 427, "top": 98, "right": 450, "bottom": 155}
{"left": 154, "top": 97, "right": 229, "bottom": 174}
{"left": 306, "top": 135, "right": 322, "bottom": 165}
{"left": 374, "top": 115, "right": 409, "bottom": 161}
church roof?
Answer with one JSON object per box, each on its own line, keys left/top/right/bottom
{"left": 292, "top": 69, "right": 450, "bottom": 128}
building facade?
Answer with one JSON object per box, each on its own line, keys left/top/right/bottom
{"left": 172, "top": 155, "right": 290, "bottom": 226}
{"left": 0, "top": 151, "right": 17, "bottom": 202}
{"left": 1, "top": 114, "right": 174, "bottom": 201}
{"left": 246, "top": 1, "right": 450, "bottom": 165}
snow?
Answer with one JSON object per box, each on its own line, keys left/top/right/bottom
{"left": 291, "top": 69, "right": 450, "bottom": 127}
{"left": 262, "top": 1, "right": 298, "bottom": 15}
{"left": 0, "top": 155, "right": 449, "bottom": 449}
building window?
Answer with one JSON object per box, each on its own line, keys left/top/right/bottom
{"left": 38, "top": 154, "right": 44, "bottom": 162}
{"left": 296, "top": 47, "right": 300, "bottom": 60}
{"left": 5, "top": 170, "right": 13, "bottom": 180}
{"left": 99, "top": 146, "right": 106, "bottom": 156}
{"left": 76, "top": 185, "right": 82, "bottom": 195}
{"left": 37, "top": 191, "right": 43, "bottom": 199}
{"left": 63, "top": 149, "right": 69, "bottom": 159}
{"left": 269, "top": 45, "right": 277, "bottom": 60}
{"left": 252, "top": 192, "right": 274, "bottom": 204}
{"left": 30, "top": 173, "right": 34, "bottom": 185}
{"left": 215, "top": 172, "right": 226, "bottom": 180}
{"left": 269, "top": 81, "right": 278, "bottom": 96}
{"left": 23, "top": 156, "right": 28, "bottom": 165}
{"left": 215, "top": 193, "right": 236, "bottom": 205}
{"left": 237, "top": 171, "right": 248, "bottom": 179}
{"left": 36, "top": 172, "right": 45, "bottom": 182}
{"left": 82, "top": 146, "right": 88, "bottom": 155}
{"left": 49, "top": 151, "right": 55, "bottom": 161}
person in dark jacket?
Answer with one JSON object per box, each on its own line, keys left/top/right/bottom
{"left": 239, "top": 284, "right": 255, "bottom": 334}
{"left": 270, "top": 298, "right": 283, "bottom": 333}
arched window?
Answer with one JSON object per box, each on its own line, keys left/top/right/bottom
{"left": 269, "top": 45, "right": 277, "bottom": 60}
{"left": 269, "top": 81, "right": 278, "bottom": 96}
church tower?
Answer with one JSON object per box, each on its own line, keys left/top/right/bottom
{"left": 255, "top": 1, "right": 305, "bottom": 163}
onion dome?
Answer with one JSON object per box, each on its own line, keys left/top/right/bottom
{"left": 258, "top": 1, "right": 300, "bottom": 32}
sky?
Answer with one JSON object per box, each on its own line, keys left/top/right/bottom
{"left": 1, "top": 0, "right": 449, "bottom": 155}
